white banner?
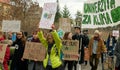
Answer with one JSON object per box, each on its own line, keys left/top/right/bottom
{"left": 39, "top": 3, "right": 57, "bottom": 29}
{"left": 82, "top": 0, "right": 120, "bottom": 28}
{"left": 2, "top": 20, "right": 21, "bottom": 32}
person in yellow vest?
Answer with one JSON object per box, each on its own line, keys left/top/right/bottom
{"left": 37, "top": 26, "right": 62, "bottom": 70}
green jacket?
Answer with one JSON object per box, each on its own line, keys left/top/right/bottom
{"left": 38, "top": 30, "right": 62, "bottom": 68}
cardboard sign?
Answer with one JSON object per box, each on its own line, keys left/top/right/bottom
{"left": 62, "top": 40, "right": 79, "bottom": 61}
{"left": 84, "top": 48, "right": 89, "bottom": 61}
{"left": 2, "top": 20, "right": 21, "bottom": 32}
{"left": 113, "top": 30, "right": 119, "bottom": 37}
{"left": 39, "top": 3, "right": 57, "bottom": 29}
{"left": 0, "top": 44, "right": 7, "bottom": 63}
{"left": 23, "top": 42, "right": 46, "bottom": 61}
{"left": 59, "top": 18, "right": 71, "bottom": 32}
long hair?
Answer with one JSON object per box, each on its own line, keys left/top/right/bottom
{"left": 46, "top": 33, "right": 55, "bottom": 44}
{"left": 16, "top": 31, "right": 26, "bottom": 46}
{"left": 63, "top": 32, "right": 71, "bottom": 40}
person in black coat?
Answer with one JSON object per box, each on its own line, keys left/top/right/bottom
{"left": 106, "top": 33, "right": 117, "bottom": 56}
{"left": 72, "top": 26, "right": 83, "bottom": 70}
{"left": 10, "top": 32, "right": 28, "bottom": 70}
{"left": 82, "top": 30, "right": 89, "bottom": 65}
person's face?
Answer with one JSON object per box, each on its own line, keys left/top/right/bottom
{"left": 47, "top": 34, "right": 54, "bottom": 44}
{"left": 68, "top": 33, "right": 72, "bottom": 40}
{"left": 83, "top": 31, "right": 88, "bottom": 35}
{"left": 17, "top": 32, "right": 22, "bottom": 39}
{"left": 75, "top": 28, "right": 80, "bottom": 34}
{"left": 110, "top": 33, "right": 112, "bottom": 37}
{"left": 94, "top": 33, "right": 99, "bottom": 37}
{"left": 33, "top": 34, "right": 38, "bottom": 39}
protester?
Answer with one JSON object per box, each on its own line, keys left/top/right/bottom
{"left": 106, "top": 33, "right": 117, "bottom": 56}
{"left": 10, "top": 31, "right": 28, "bottom": 70}
{"left": 82, "top": 30, "right": 89, "bottom": 65}
{"left": 0, "top": 31, "right": 10, "bottom": 70}
{"left": 37, "top": 26, "right": 63, "bottom": 70}
{"left": 8, "top": 32, "right": 12, "bottom": 40}
{"left": 114, "top": 37, "right": 120, "bottom": 70}
{"left": 72, "top": 26, "right": 83, "bottom": 70}
{"left": 28, "top": 31, "right": 44, "bottom": 70}
{"left": 88, "top": 30, "right": 106, "bottom": 70}
{"left": 63, "top": 32, "right": 74, "bottom": 70}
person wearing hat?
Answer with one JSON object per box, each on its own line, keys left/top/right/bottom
{"left": 88, "top": 30, "right": 106, "bottom": 70}
{"left": 72, "top": 26, "right": 83, "bottom": 70}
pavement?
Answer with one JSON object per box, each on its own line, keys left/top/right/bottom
{"left": 65, "top": 57, "right": 116, "bottom": 70}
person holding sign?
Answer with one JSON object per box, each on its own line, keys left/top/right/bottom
{"left": 63, "top": 32, "right": 74, "bottom": 70}
{"left": 28, "top": 31, "right": 44, "bottom": 70}
{"left": 10, "top": 32, "right": 28, "bottom": 70}
{"left": 0, "top": 31, "right": 10, "bottom": 70}
{"left": 72, "top": 26, "right": 83, "bottom": 70}
{"left": 37, "top": 25, "right": 63, "bottom": 70}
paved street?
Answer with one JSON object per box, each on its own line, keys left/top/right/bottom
{"left": 65, "top": 57, "right": 116, "bottom": 70}
{"left": 65, "top": 63, "right": 102, "bottom": 70}
{"left": 81, "top": 63, "right": 102, "bottom": 70}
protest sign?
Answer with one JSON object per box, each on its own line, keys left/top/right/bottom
{"left": 39, "top": 3, "right": 57, "bottom": 29}
{"left": 2, "top": 20, "right": 21, "bottom": 32}
{"left": 84, "top": 47, "right": 89, "bottom": 61}
{"left": 59, "top": 18, "right": 71, "bottom": 32}
{"left": 62, "top": 40, "right": 79, "bottom": 61}
{"left": 82, "top": 0, "right": 120, "bottom": 28}
{"left": 0, "top": 44, "right": 7, "bottom": 63}
{"left": 113, "top": 30, "right": 119, "bottom": 37}
{"left": 23, "top": 42, "right": 46, "bottom": 61}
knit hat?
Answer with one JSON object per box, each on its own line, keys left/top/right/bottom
{"left": 94, "top": 30, "right": 100, "bottom": 35}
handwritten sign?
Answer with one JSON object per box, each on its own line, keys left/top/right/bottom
{"left": 62, "top": 40, "right": 79, "bottom": 61}
{"left": 23, "top": 42, "right": 46, "bottom": 61}
{"left": 2, "top": 20, "right": 21, "bottom": 32}
{"left": 0, "top": 44, "right": 7, "bottom": 63}
{"left": 39, "top": 3, "right": 57, "bottom": 29}
{"left": 59, "top": 18, "right": 71, "bottom": 32}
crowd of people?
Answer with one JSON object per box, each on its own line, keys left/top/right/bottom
{"left": 0, "top": 26, "right": 120, "bottom": 70}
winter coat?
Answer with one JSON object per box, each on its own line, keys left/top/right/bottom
{"left": 38, "top": 30, "right": 62, "bottom": 68}
{"left": 88, "top": 37, "right": 106, "bottom": 58}
{"left": 3, "top": 47, "right": 10, "bottom": 70}
{"left": 0, "top": 37, "right": 10, "bottom": 70}
{"left": 114, "top": 41, "right": 120, "bottom": 67}
{"left": 10, "top": 39, "right": 28, "bottom": 70}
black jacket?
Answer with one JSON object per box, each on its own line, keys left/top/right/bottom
{"left": 72, "top": 34, "right": 83, "bottom": 52}
{"left": 11, "top": 39, "right": 28, "bottom": 70}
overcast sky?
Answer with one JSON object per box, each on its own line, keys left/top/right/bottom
{"left": 32, "top": 0, "right": 87, "bottom": 18}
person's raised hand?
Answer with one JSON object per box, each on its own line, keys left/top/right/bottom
{"left": 51, "top": 24, "right": 55, "bottom": 30}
